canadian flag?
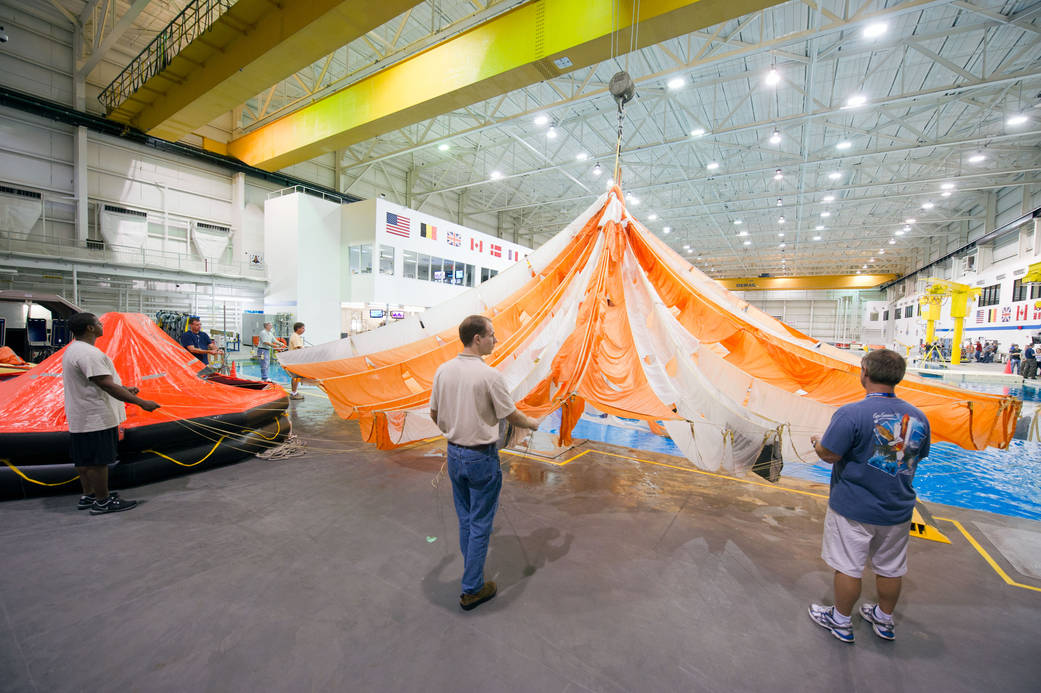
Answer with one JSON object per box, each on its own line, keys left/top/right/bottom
{"left": 471, "top": 238, "right": 483, "bottom": 252}
{"left": 1016, "top": 304, "right": 1028, "bottom": 320}
{"left": 490, "top": 244, "right": 502, "bottom": 258}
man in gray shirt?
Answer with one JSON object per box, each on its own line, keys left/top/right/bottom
{"left": 63, "top": 313, "right": 160, "bottom": 514}
{"left": 430, "top": 315, "right": 539, "bottom": 611}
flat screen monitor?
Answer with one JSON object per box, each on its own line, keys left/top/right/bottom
{"left": 26, "top": 317, "right": 47, "bottom": 345}
{"left": 368, "top": 309, "right": 385, "bottom": 319}
{"left": 389, "top": 310, "right": 405, "bottom": 320}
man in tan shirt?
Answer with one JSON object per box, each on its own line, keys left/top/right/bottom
{"left": 430, "top": 315, "right": 539, "bottom": 611}
{"left": 288, "top": 322, "right": 305, "bottom": 400}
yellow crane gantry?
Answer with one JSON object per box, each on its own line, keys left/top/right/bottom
{"left": 918, "top": 278, "right": 981, "bottom": 365}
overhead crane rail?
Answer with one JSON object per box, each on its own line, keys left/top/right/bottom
{"left": 98, "top": 0, "right": 234, "bottom": 113}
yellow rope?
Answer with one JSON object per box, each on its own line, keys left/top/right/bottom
{"left": 143, "top": 436, "right": 225, "bottom": 468}
{"left": 1, "top": 458, "right": 80, "bottom": 486}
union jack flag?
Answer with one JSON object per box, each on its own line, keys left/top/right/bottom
{"left": 1001, "top": 306, "right": 1012, "bottom": 322}
{"left": 446, "top": 230, "right": 462, "bottom": 247}
{"left": 490, "top": 244, "right": 502, "bottom": 258}
{"left": 385, "top": 212, "right": 410, "bottom": 238}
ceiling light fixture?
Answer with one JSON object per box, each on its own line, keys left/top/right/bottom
{"left": 863, "top": 22, "right": 887, "bottom": 38}
{"left": 592, "top": 162, "right": 602, "bottom": 176}
{"left": 438, "top": 143, "right": 450, "bottom": 151}
{"left": 707, "top": 161, "right": 720, "bottom": 170}
{"left": 778, "top": 216, "right": 785, "bottom": 224}
{"left": 648, "top": 213, "right": 658, "bottom": 220}
{"left": 1007, "top": 114, "right": 1028, "bottom": 126}
{"left": 691, "top": 127, "right": 706, "bottom": 137}
{"left": 922, "top": 202, "right": 934, "bottom": 209}
{"left": 941, "top": 182, "right": 955, "bottom": 189}
{"left": 490, "top": 170, "right": 503, "bottom": 180}
{"left": 576, "top": 152, "right": 588, "bottom": 161}
{"left": 820, "top": 211, "right": 831, "bottom": 218}
{"left": 968, "top": 153, "right": 986, "bottom": 163}
{"left": 663, "top": 226, "right": 671, "bottom": 234}
{"left": 905, "top": 218, "right": 915, "bottom": 224}
{"left": 895, "top": 229, "right": 905, "bottom": 236}
{"left": 889, "top": 239, "right": 896, "bottom": 244}
{"left": 836, "top": 141, "right": 852, "bottom": 150}
{"left": 770, "top": 129, "right": 781, "bottom": 144}
{"left": 813, "top": 235, "right": 821, "bottom": 241}
{"left": 534, "top": 114, "right": 549, "bottom": 126}
{"left": 765, "top": 67, "right": 781, "bottom": 86}
{"left": 743, "top": 240, "right": 751, "bottom": 245}
{"left": 738, "top": 230, "right": 749, "bottom": 237}
{"left": 546, "top": 126, "right": 558, "bottom": 139}
{"left": 822, "top": 195, "right": 835, "bottom": 202}
{"left": 667, "top": 77, "right": 685, "bottom": 90}
{"left": 844, "top": 94, "right": 867, "bottom": 109}
{"left": 733, "top": 219, "right": 743, "bottom": 225}
{"left": 777, "top": 198, "right": 783, "bottom": 206}
{"left": 941, "top": 191, "right": 952, "bottom": 197}
{"left": 815, "top": 225, "right": 825, "bottom": 231}
{"left": 828, "top": 171, "right": 842, "bottom": 180}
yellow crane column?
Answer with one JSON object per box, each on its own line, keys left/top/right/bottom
{"left": 924, "top": 279, "right": 981, "bottom": 365}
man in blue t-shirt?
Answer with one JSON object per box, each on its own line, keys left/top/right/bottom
{"left": 179, "top": 317, "right": 217, "bottom": 366}
{"left": 807, "top": 349, "right": 930, "bottom": 644}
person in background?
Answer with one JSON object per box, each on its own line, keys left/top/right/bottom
{"left": 429, "top": 315, "right": 540, "bottom": 611}
{"left": 807, "top": 349, "right": 930, "bottom": 644}
{"left": 64, "top": 313, "right": 160, "bottom": 514}
{"left": 179, "top": 318, "right": 218, "bottom": 368}
{"left": 288, "top": 322, "right": 306, "bottom": 400}
{"left": 257, "top": 322, "right": 283, "bottom": 382}
{"left": 1022, "top": 343, "right": 1038, "bottom": 379}
{"left": 974, "top": 340, "right": 983, "bottom": 361}
{"left": 1009, "top": 343, "right": 1022, "bottom": 374}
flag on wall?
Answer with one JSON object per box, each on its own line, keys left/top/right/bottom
{"left": 975, "top": 310, "right": 984, "bottom": 324}
{"left": 507, "top": 249, "right": 516, "bottom": 261}
{"left": 386, "top": 212, "right": 410, "bottom": 238}
{"left": 1016, "top": 304, "right": 1028, "bottom": 320}
{"left": 446, "top": 230, "right": 462, "bottom": 247}
{"left": 490, "top": 244, "right": 502, "bottom": 258}
{"left": 471, "top": 238, "right": 483, "bottom": 252}
{"left": 987, "top": 308, "right": 998, "bottom": 322}
{"left": 1001, "top": 306, "right": 1012, "bottom": 322}
{"left": 420, "top": 222, "right": 437, "bottom": 240}
{"left": 1034, "top": 305, "right": 1041, "bottom": 320}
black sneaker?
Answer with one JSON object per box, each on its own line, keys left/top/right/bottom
{"left": 89, "top": 495, "right": 137, "bottom": 515}
{"left": 78, "top": 492, "right": 118, "bottom": 510}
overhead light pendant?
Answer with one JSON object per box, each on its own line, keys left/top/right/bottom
{"left": 592, "top": 162, "right": 602, "bottom": 176}
{"left": 770, "top": 129, "right": 781, "bottom": 144}
{"left": 774, "top": 169, "right": 783, "bottom": 180}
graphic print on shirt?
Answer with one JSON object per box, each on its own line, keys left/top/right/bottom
{"left": 868, "top": 412, "right": 928, "bottom": 477}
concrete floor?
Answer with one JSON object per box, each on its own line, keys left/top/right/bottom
{"left": 2, "top": 391, "right": 1040, "bottom": 692}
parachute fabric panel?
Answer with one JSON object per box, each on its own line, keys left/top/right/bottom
{"left": 281, "top": 187, "right": 1019, "bottom": 466}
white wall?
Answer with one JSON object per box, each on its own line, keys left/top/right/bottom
{"left": 263, "top": 192, "right": 342, "bottom": 345}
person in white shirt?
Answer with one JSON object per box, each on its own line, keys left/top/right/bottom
{"left": 257, "top": 322, "right": 283, "bottom": 382}
{"left": 429, "top": 315, "right": 540, "bottom": 611}
{"left": 287, "top": 322, "right": 306, "bottom": 400}
{"left": 63, "top": 313, "right": 160, "bottom": 515}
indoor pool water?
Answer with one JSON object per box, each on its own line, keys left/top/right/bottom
{"left": 230, "top": 359, "right": 294, "bottom": 385}
{"left": 543, "top": 411, "right": 1041, "bottom": 522}
{"left": 916, "top": 373, "right": 1041, "bottom": 402}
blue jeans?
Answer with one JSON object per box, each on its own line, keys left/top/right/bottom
{"left": 257, "top": 347, "right": 269, "bottom": 380}
{"left": 446, "top": 443, "right": 502, "bottom": 594}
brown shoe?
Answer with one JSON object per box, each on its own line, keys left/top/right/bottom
{"left": 459, "top": 581, "right": 497, "bottom": 611}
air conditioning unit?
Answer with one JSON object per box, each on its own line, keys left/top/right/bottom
{"left": 962, "top": 251, "right": 978, "bottom": 273}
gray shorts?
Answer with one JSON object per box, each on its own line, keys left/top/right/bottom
{"left": 821, "top": 506, "right": 910, "bottom": 578}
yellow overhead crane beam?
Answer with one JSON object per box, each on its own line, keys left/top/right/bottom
{"left": 714, "top": 274, "right": 899, "bottom": 291}
{"left": 110, "top": 0, "right": 425, "bottom": 143}
{"left": 228, "top": 0, "right": 787, "bottom": 171}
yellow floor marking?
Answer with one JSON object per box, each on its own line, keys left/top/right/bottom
{"left": 501, "top": 447, "right": 592, "bottom": 466}
{"left": 935, "top": 516, "right": 1041, "bottom": 594}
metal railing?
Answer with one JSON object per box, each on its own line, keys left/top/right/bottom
{"left": 98, "top": 0, "right": 234, "bottom": 114}
{"left": 0, "top": 229, "right": 266, "bottom": 281}
{"left": 268, "top": 185, "right": 349, "bottom": 205}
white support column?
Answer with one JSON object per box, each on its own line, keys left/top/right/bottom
{"left": 74, "top": 126, "right": 88, "bottom": 244}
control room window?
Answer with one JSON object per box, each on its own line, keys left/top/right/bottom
{"left": 378, "top": 245, "right": 395, "bottom": 276}
{"left": 349, "top": 244, "right": 372, "bottom": 274}
{"left": 904, "top": 306, "right": 913, "bottom": 318}
{"left": 882, "top": 310, "right": 889, "bottom": 321}
{"left": 1032, "top": 283, "right": 1041, "bottom": 300}
{"left": 1013, "top": 278, "right": 1028, "bottom": 302}
{"left": 978, "top": 283, "right": 1000, "bottom": 307}
{"left": 418, "top": 254, "right": 431, "bottom": 281}
{"left": 403, "top": 250, "right": 418, "bottom": 279}
{"left": 481, "top": 267, "right": 498, "bottom": 283}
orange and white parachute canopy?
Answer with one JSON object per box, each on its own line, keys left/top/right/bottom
{"left": 280, "top": 187, "right": 1019, "bottom": 472}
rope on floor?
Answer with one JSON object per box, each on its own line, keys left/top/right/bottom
{"left": 255, "top": 433, "right": 308, "bottom": 460}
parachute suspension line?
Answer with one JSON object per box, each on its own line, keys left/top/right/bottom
{"left": 1, "top": 458, "right": 80, "bottom": 487}
{"left": 609, "top": 71, "right": 636, "bottom": 183}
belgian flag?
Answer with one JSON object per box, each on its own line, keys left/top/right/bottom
{"left": 420, "top": 222, "right": 437, "bottom": 240}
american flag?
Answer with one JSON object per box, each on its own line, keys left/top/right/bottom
{"left": 1001, "top": 306, "right": 1012, "bottom": 322}
{"left": 420, "top": 222, "right": 437, "bottom": 240}
{"left": 975, "top": 310, "right": 984, "bottom": 324}
{"left": 386, "top": 212, "right": 410, "bottom": 238}
{"left": 446, "top": 230, "right": 462, "bottom": 247}
{"left": 471, "top": 238, "right": 483, "bottom": 252}
{"left": 490, "top": 244, "right": 502, "bottom": 258}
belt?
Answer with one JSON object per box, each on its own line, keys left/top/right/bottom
{"left": 448, "top": 441, "right": 496, "bottom": 451}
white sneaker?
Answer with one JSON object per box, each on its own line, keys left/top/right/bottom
{"left": 860, "top": 602, "right": 896, "bottom": 640}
